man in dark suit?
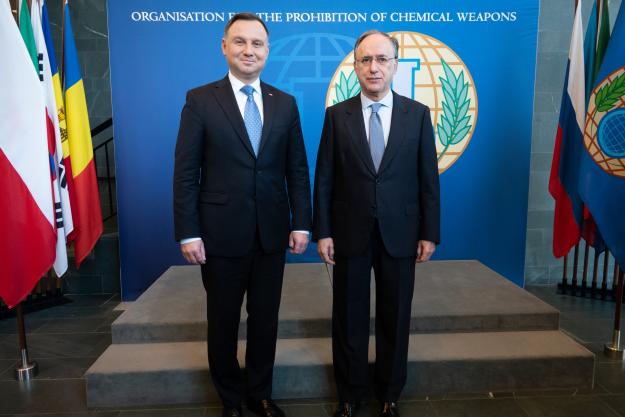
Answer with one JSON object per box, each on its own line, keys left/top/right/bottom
{"left": 173, "top": 13, "right": 311, "bottom": 417}
{"left": 313, "top": 30, "right": 440, "bottom": 417}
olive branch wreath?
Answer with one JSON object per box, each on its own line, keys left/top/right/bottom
{"left": 593, "top": 72, "right": 625, "bottom": 114}
{"left": 437, "top": 59, "right": 472, "bottom": 162}
{"left": 333, "top": 70, "right": 361, "bottom": 104}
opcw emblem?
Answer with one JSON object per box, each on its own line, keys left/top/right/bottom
{"left": 584, "top": 67, "right": 625, "bottom": 177}
{"left": 326, "top": 31, "right": 478, "bottom": 174}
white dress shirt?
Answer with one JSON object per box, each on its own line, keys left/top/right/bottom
{"left": 228, "top": 72, "right": 264, "bottom": 123}
{"left": 360, "top": 90, "right": 393, "bottom": 146}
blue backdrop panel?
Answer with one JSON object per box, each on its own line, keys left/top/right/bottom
{"left": 108, "top": 0, "right": 539, "bottom": 299}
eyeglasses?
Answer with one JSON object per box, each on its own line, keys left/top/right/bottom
{"left": 354, "top": 56, "right": 397, "bottom": 66}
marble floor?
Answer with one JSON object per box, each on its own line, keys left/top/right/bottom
{"left": 1, "top": 286, "right": 624, "bottom": 417}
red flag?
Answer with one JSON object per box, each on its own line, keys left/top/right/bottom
{"left": 0, "top": 1, "right": 56, "bottom": 307}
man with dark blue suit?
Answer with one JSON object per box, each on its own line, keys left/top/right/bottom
{"left": 313, "top": 30, "right": 440, "bottom": 417}
{"left": 173, "top": 13, "right": 311, "bottom": 417}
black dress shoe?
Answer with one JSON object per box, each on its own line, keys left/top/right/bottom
{"left": 222, "top": 406, "right": 243, "bottom": 417}
{"left": 379, "top": 402, "right": 400, "bottom": 417}
{"left": 247, "top": 399, "right": 285, "bottom": 417}
{"left": 333, "top": 402, "right": 358, "bottom": 417}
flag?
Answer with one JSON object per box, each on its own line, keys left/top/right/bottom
{"left": 0, "top": 0, "right": 56, "bottom": 308}
{"left": 42, "top": 0, "right": 77, "bottom": 238}
{"left": 579, "top": 0, "right": 610, "bottom": 251}
{"left": 593, "top": 0, "right": 611, "bottom": 82}
{"left": 41, "top": 0, "right": 76, "bottom": 242}
{"left": 18, "top": 0, "right": 37, "bottom": 69}
{"left": 584, "top": 1, "right": 599, "bottom": 103}
{"left": 580, "top": 5, "right": 625, "bottom": 268}
{"left": 32, "top": 0, "right": 73, "bottom": 276}
{"left": 583, "top": 0, "right": 611, "bottom": 103}
{"left": 548, "top": 3, "right": 586, "bottom": 258}
{"left": 63, "top": 0, "right": 102, "bottom": 267}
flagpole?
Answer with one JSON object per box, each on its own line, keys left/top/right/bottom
{"left": 601, "top": 250, "right": 610, "bottom": 298}
{"left": 591, "top": 248, "right": 600, "bottom": 296}
{"left": 12, "top": 0, "right": 40, "bottom": 380}
{"left": 14, "top": 303, "right": 38, "bottom": 381}
{"left": 605, "top": 269, "right": 625, "bottom": 359}
{"left": 572, "top": 243, "right": 580, "bottom": 294}
{"left": 561, "top": 254, "right": 569, "bottom": 292}
{"left": 581, "top": 241, "right": 590, "bottom": 294}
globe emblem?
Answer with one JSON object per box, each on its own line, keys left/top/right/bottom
{"left": 584, "top": 67, "right": 625, "bottom": 177}
{"left": 264, "top": 33, "right": 356, "bottom": 108}
{"left": 598, "top": 109, "right": 625, "bottom": 158}
{"left": 326, "top": 31, "right": 478, "bottom": 174}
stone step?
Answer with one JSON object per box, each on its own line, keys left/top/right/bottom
{"left": 112, "top": 261, "right": 559, "bottom": 343}
{"left": 86, "top": 330, "right": 594, "bottom": 407}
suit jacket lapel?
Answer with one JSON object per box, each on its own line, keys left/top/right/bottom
{"left": 378, "top": 92, "right": 407, "bottom": 173}
{"left": 213, "top": 76, "right": 256, "bottom": 158}
{"left": 344, "top": 96, "right": 376, "bottom": 176}
{"left": 257, "top": 81, "right": 275, "bottom": 157}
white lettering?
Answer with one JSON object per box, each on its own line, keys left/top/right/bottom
{"left": 130, "top": 10, "right": 226, "bottom": 22}
{"left": 129, "top": 9, "right": 518, "bottom": 24}
{"left": 390, "top": 12, "right": 452, "bottom": 22}
{"left": 285, "top": 12, "right": 367, "bottom": 23}
{"left": 457, "top": 11, "right": 517, "bottom": 22}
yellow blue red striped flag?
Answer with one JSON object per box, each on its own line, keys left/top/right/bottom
{"left": 63, "top": 0, "right": 102, "bottom": 267}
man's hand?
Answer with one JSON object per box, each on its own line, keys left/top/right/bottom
{"left": 181, "top": 240, "right": 206, "bottom": 265}
{"left": 317, "top": 237, "right": 335, "bottom": 265}
{"left": 416, "top": 240, "right": 435, "bottom": 263}
{"left": 289, "top": 231, "right": 309, "bottom": 254}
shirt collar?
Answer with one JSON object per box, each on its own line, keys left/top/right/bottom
{"left": 229, "top": 72, "right": 262, "bottom": 95}
{"left": 360, "top": 90, "right": 393, "bottom": 111}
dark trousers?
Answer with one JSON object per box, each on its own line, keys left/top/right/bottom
{"left": 332, "top": 222, "right": 416, "bottom": 403}
{"left": 201, "top": 239, "right": 285, "bottom": 408}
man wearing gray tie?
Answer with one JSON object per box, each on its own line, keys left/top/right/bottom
{"left": 173, "top": 13, "right": 311, "bottom": 417}
{"left": 313, "top": 30, "right": 440, "bottom": 417}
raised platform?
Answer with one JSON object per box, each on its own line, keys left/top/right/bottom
{"left": 86, "top": 261, "right": 594, "bottom": 407}
{"left": 111, "top": 261, "right": 559, "bottom": 343}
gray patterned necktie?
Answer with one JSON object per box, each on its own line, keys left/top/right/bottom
{"left": 241, "top": 85, "right": 261, "bottom": 156}
{"left": 369, "top": 103, "right": 385, "bottom": 172}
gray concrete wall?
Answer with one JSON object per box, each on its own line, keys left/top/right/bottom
{"left": 44, "top": 0, "right": 623, "bottom": 288}
{"left": 45, "top": 0, "right": 111, "bottom": 129}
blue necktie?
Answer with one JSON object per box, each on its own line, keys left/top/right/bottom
{"left": 369, "top": 103, "right": 385, "bottom": 172}
{"left": 241, "top": 85, "right": 262, "bottom": 156}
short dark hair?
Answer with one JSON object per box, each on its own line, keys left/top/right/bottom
{"left": 224, "top": 13, "right": 269, "bottom": 36}
{"left": 353, "top": 30, "right": 399, "bottom": 59}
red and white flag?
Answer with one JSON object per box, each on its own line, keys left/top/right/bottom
{"left": 0, "top": 0, "right": 56, "bottom": 308}
{"left": 548, "top": 2, "right": 586, "bottom": 257}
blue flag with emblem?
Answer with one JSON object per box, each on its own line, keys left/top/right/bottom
{"left": 580, "top": 4, "right": 625, "bottom": 268}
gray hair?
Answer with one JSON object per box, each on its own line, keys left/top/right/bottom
{"left": 353, "top": 30, "right": 399, "bottom": 59}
